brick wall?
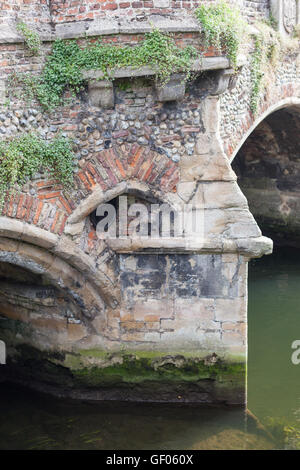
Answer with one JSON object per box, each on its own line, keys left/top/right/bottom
{"left": 0, "top": 0, "right": 270, "bottom": 28}
{"left": 49, "top": 0, "right": 269, "bottom": 24}
{"left": 0, "top": 0, "right": 51, "bottom": 27}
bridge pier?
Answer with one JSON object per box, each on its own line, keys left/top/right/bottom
{"left": 0, "top": 92, "right": 272, "bottom": 404}
{"left": 6, "top": 0, "right": 300, "bottom": 404}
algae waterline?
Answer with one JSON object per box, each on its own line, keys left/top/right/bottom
{"left": 0, "top": 343, "right": 245, "bottom": 404}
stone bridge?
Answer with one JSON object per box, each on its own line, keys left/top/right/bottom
{"left": 0, "top": 0, "right": 299, "bottom": 404}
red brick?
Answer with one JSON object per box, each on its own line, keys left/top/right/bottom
{"left": 78, "top": 171, "right": 92, "bottom": 191}
{"left": 38, "top": 191, "right": 61, "bottom": 200}
{"left": 115, "top": 159, "right": 126, "bottom": 179}
{"left": 59, "top": 196, "right": 72, "bottom": 215}
{"left": 143, "top": 162, "right": 154, "bottom": 182}
{"left": 58, "top": 214, "right": 68, "bottom": 235}
{"left": 101, "top": 3, "right": 117, "bottom": 9}
{"left": 16, "top": 194, "right": 24, "bottom": 219}
{"left": 33, "top": 201, "right": 43, "bottom": 225}
{"left": 50, "top": 211, "right": 60, "bottom": 233}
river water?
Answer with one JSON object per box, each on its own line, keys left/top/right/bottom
{"left": 0, "top": 247, "right": 299, "bottom": 450}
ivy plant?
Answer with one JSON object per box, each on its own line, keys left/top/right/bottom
{"left": 0, "top": 133, "right": 75, "bottom": 205}
{"left": 16, "top": 22, "right": 41, "bottom": 56}
{"left": 250, "top": 21, "right": 280, "bottom": 113}
{"left": 194, "top": 1, "right": 247, "bottom": 68}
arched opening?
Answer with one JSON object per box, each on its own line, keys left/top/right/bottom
{"left": 232, "top": 106, "right": 300, "bottom": 248}
{"left": 89, "top": 190, "right": 179, "bottom": 239}
{"left": 232, "top": 105, "right": 300, "bottom": 436}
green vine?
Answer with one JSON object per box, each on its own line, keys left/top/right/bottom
{"left": 0, "top": 133, "right": 75, "bottom": 204}
{"left": 194, "top": 1, "right": 247, "bottom": 69}
{"left": 16, "top": 22, "right": 41, "bottom": 56}
{"left": 9, "top": 29, "right": 198, "bottom": 112}
{"left": 250, "top": 21, "right": 280, "bottom": 114}
{"left": 250, "top": 35, "right": 265, "bottom": 114}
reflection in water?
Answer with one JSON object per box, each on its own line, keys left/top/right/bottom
{"left": 0, "top": 247, "right": 299, "bottom": 450}
{"left": 0, "top": 384, "right": 273, "bottom": 450}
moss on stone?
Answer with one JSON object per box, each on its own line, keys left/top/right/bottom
{"left": 1, "top": 342, "right": 245, "bottom": 402}
{"left": 68, "top": 351, "right": 245, "bottom": 388}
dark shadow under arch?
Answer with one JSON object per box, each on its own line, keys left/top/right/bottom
{"left": 232, "top": 106, "right": 300, "bottom": 248}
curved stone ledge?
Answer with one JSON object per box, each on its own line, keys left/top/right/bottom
{"left": 0, "top": 217, "right": 118, "bottom": 307}
{"left": 107, "top": 235, "right": 273, "bottom": 258}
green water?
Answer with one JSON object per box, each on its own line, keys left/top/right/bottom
{"left": 0, "top": 247, "right": 299, "bottom": 450}
{"left": 247, "top": 247, "right": 300, "bottom": 431}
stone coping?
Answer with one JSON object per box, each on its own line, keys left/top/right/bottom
{"left": 82, "top": 56, "right": 232, "bottom": 81}
{"left": 0, "top": 17, "right": 201, "bottom": 44}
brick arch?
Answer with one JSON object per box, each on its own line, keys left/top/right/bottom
{"left": 229, "top": 97, "right": 300, "bottom": 162}
{"left": 0, "top": 144, "right": 179, "bottom": 235}
{"left": 223, "top": 84, "right": 300, "bottom": 161}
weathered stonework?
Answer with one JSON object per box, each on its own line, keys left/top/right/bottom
{"left": 1, "top": 0, "right": 299, "bottom": 404}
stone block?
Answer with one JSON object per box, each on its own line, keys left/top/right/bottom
{"left": 222, "top": 330, "right": 244, "bottom": 347}
{"left": 120, "top": 331, "right": 152, "bottom": 342}
{"left": 67, "top": 323, "right": 88, "bottom": 341}
{"left": 144, "top": 331, "right": 161, "bottom": 342}
{"left": 132, "top": 299, "right": 172, "bottom": 321}
{"left": 156, "top": 74, "right": 186, "bottom": 102}
{"left": 91, "top": 315, "right": 107, "bottom": 334}
{"left": 176, "top": 181, "right": 197, "bottom": 202}
{"left": 160, "top": 318, "right": 175, "bottom": 330}
{"left": 0, "top": 302, "right": 29, "bottom": 323}
{"left": 270, "top": 0, "right": 299, "bottom": 37}
{"left": 215, "top": 297, "right": 247, "bottom": 322}
{"left": 88, "top": 80, "right": 114, "bottom": 108}
{"left": 30, "top": 315, "right": 67, "bottom": 333}
{"left": 153, "top": 0, "right": 170, "bottom": 7}
{"left": 174, "top": 298, "right": 219, "bottom": 331}
{"left": 180, "top": 142, "right": 236, "bottom": 182}
{"left": 195, "top": 134, "right": 212, "bottom": 155}
{"left": 201, "top": 181, "right": 248, "bottom": 210}
{"left": 201, "top": 97, "right": 219, "bottom": 133}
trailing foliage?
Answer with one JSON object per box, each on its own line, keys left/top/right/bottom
{"left": 0, "top": 133, "right": 75, "bottom": 203}
{"left": 194, "top": 1, "right": 247, "bottom": 68}
{"left": 16, "top": 22, "right": 41, "bottom": 56}
{"left": 10, "top": 29, "right": 198, "bottom": 111}
{"left": 250, "top": 21, "right": 280, "bottom": 113}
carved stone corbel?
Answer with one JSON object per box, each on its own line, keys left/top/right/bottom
{"left": 210, "top": 68, "right": 235, "bottom": 96}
